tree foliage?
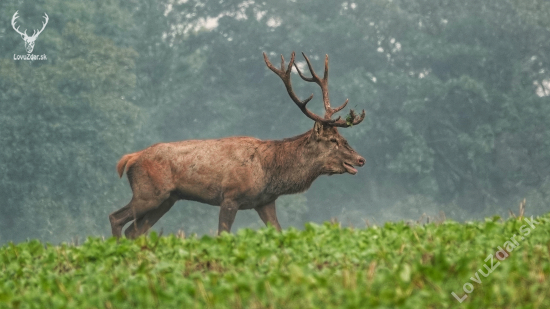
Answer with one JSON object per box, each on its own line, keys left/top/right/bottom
{"left": 0, "top": 1, "right": 140, "bottom": 242}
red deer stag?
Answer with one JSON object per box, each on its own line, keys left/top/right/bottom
{"left": 110, "top": 52, "right": 366, "bottom": 238}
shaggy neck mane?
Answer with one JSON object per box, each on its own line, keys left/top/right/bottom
{"left": 260, "top": 129, "right": 322, "bottom": 196}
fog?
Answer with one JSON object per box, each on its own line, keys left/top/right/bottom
{"left": 1, "top": 0, "right": 550, "bottom": 244}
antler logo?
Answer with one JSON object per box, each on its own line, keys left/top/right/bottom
{"left": 11, "top": 11, "right": 49, "bottom": 54}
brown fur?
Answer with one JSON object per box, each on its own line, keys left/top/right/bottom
{"left": 109, "top": 124, "right": 365, "bottom": 238}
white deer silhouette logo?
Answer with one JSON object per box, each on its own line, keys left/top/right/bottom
{"left": 11, "top": 11, "right": 49, "bottom": 54}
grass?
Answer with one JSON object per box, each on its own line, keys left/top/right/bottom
{"left": 1, "top": 213, "right": 549, "bottom": 308}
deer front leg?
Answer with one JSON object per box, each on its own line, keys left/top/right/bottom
{"left": 255, "top": 201, "right": 281, "bottom": 231}
{"left": 218, "top": 201, "right": 239, "bottom": 235}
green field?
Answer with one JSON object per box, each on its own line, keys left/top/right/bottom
{"left": 1, "top": 214, "right": 549, "bottom": 309}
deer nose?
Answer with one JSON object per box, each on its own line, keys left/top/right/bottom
{"left": 357, "top": 156, "right": 365, "bottom": 167}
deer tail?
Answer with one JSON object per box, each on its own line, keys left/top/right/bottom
{"left": 116, "top": 151, "right": 142, "bottom": 178}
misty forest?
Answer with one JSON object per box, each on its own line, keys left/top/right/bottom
{"left": 1, "top": 0, "right": 550, "bottom": 244}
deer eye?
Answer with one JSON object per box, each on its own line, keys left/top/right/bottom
{"left": 330, "top": 138, "right": 339, "bottom": 145}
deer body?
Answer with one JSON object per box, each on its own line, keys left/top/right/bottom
{"left": 119, "top": 135, "right": 316, "bottom": 208}
{"left": 110, "top": 52, "right": 366, "bottom": 238}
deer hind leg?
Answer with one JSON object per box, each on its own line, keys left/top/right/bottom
{"left": 124, "top": 195, "right": 177, "bottom": 239}
{"left": 255, "top": 201, "right": 281, "bottom": 231}
{"left": 109, "top": 194, "right": 169, "bottom": 238}
{"left": 111, "top": 158, "right": 174, "bottom": 238}
{"left": 109, "top": 201, "right": 135, "bottom": 237}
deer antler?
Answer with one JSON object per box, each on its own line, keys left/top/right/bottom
{"left": 11, "top": 11, "right": 49, "bottom": 39}
{"left": 31, "top": 13, "right": 49, "bottom": 39}
{"left": 263, "top": 52, "right": 333, "bottom": 125}
{"left": 264, "top": 52, "right": 365, "bottom": 127}
{"left": 11, "top": 11, "right": 27, "bottom": 37}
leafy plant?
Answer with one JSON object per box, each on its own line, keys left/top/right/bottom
{"left": 1, "top": 214, "right": 549, "bottom": 308}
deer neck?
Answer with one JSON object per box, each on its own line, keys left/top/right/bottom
{"left": 261, "top": 130, "right": 322, "bottom": 196}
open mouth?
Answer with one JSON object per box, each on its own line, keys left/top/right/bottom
{"left": 343, "top": 162, "right": 358, "bottom": 175}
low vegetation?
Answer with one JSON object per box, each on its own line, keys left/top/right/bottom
{"left": 1, "top": 214, "right": 550, "bottom": 308}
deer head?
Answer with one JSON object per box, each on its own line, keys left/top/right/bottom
{"left": 12, "top": 11, "right": 49, "bottom": 54}
{"left": 263, "top": 52, "right": 366, "bottom": 175}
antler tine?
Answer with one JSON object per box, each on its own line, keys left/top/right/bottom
{"left": 263, "top": 52, "right": 336, "bottom": 125}
{"left": 323, "top": 54, "right": 329, "bottom": 81}
{"left": 293, "top": 61, "right": 314, "bottom": 82}
{"left": 332, "top": 99, "right": 349, "bottom": 114}
{"left": 294, "top": 52, "right": 321, "bottom": 83}
{"left": 41, "top": 13, "right": 49, "bottom": 29}
{"left": 285, "top": 52, "right": 294, "bottom": 75}
{"left": 297, "top": 53, "right": 329, "bottom": 84}
{"left": 294, "top": 52, "right": 334, "bottom": 119}
{"left": 330, "top": 109, "right": 367, "bottom": 128}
